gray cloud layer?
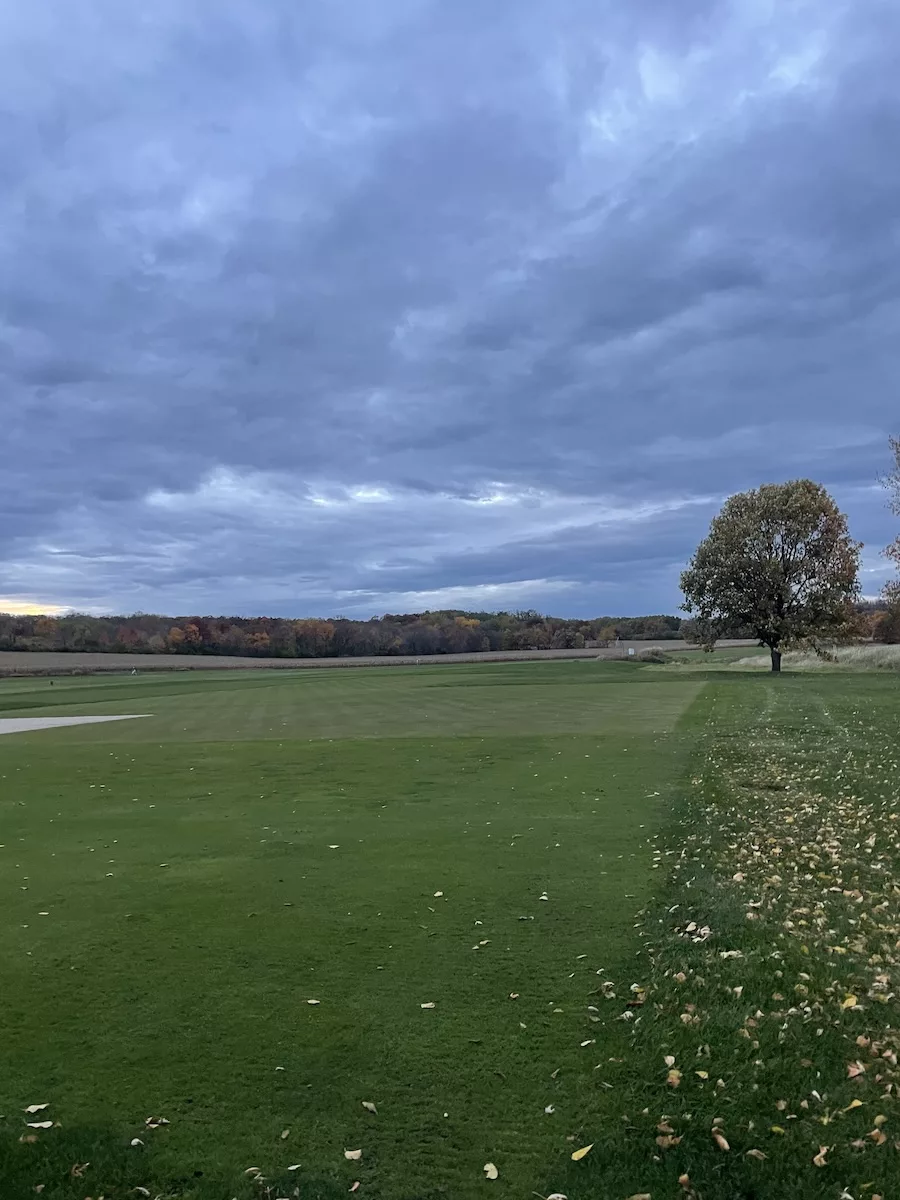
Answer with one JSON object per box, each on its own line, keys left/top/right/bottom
{"left": 1, "top": 0, "right": 897, "bottom": 616}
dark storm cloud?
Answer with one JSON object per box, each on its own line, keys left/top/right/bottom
{"left": 0, "top": 0, "right": 897, "bottom": 616}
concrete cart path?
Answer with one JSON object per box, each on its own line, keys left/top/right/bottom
{"left": 0, "top": 715, "right": 151, "bottom": 736}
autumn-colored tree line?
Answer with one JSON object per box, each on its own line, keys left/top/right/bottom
{"left": 0, "top": 609, "right": 692, "bottom": 658}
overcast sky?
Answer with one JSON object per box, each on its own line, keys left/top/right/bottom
{"left": 1, "top": 0, "right": 897, "bottom": 618}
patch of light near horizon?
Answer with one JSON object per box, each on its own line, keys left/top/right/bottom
{"left": 0, "top": 597, "right": 71, "bottom": 616}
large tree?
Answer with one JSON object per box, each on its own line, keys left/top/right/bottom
{"left": 680, "top": 480, "right": 861, "bottom": 672}
{"left": 882, "top": 436, "right": 900, "bottom": 613}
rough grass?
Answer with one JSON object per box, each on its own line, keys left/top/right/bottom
{"left": 563, "top": 672, "right": 900, "bottom": 1199}
{"left": 0, "top": 660, "right": 701, "bottom": 1200}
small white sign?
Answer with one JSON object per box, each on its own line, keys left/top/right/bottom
{"left": 627, "top": 647, "right": 635, "bottom": 656}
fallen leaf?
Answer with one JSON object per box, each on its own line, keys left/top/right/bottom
{"left": 362, "top": 1102, "right": 377, "bottom": 1114}
{"left": 847, "top": 1061, "right": 867, "bottom": 1078}
{"left": 509, "top": 993, "right": 519, "bottom": 1000}
{"left": 570, "top": 1143, "right": 593, "bottom": 1161}
{"left": 350, "top": 1184, "right": 360, "bottom": 1193}
{"left": 812, "top": 1145, "right": 829, "bottom": 1167}
{"left": 420, "top": 1002, "right": 436, "bottom": 1009}
{"left": 307, "top": 999, "right": 321, "bottom": 1006}
{"left": 666, "top": 1068, "right": 682, "bottom": 1087}
{"left": 69, "top": 1163, "right": 89, "bottom": 1178}
{"left": 842, "top": 995, "right": 858, "bottom": 1009}
{"left": 434, "top": 891, "right": 443, "bottom": 897}
{"left": 27, "top": 1122, "right": 52, "bottom": 1130}
{"left": 745, "top": 1149, "right": 767, "bottom": 1160}
{"left": 544, "top": 1105, "right": 555, "bottom": 1115}
{"left": 842, "top": 1099, "right": 864, "bottom": 1113}
{"left": 130, "top": 1138, "right": 144, "bottom": 1147}
{"left": 344, "top": 1149, "right": 363, "bottom": 1161}
{"left": 281, "top": 1128, "right": 290, "bottom": 1139}
{"left": 24, "top": 1105, "right": 49, "bottom": 1115}
{"left": 712, "top": 1130, "right": 730, "bottom": 1151}
{"left": 664, "top": 1055, "right": 676, "bottom": 1068}
{"left": 546, "top": 1194, "right": 568, "bottom": 1199}
{"left": 695, "top": 1070, "right": 709, "bottom": 1080}
{"left": 483, "top": 1162, "right": 499, "bottom": 1180}
{"left": 288, "top": 1164, "right": 301, "bottom": 1170}
{"left": 625, "top": 1195, "right": 651, "bottom": 1200}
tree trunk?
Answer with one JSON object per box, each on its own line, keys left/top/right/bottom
{"left": 770, "top": 647, "right": 782, "bottom": 673}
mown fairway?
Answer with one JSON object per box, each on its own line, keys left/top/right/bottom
{"left": 2, "top": 660, "right": 898, "bottom": 1200}
{"left": 0, "top": 661, "right": 702, "bottom": 1199}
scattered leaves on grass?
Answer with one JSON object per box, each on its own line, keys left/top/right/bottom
{"left": 483, "top": 1162, "right": 499, "bottom": 1179}
{"left": 362, "top": 1101, "right": 377, "bottom": 1114}
{"left": 26, "top": 1122, "right": 53, "bottom": 1129}
{"left": 570, "top": 1143, "right": 593, "bottom": 1161}
{"left": 711, "top": 1130, "right": 730, "bottom": 1151}
{"left": 24, "top": 1105, "right": 48, "bottom": 1114}
{"left": 344, "top": 1149, "right": 363, "bottom": 1161}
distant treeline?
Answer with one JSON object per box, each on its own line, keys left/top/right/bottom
{"left": 1, "top": 603, "right": 891, "bottom": 659}
{"left": 0, "top": 609, "right": 690, "bottom": 658}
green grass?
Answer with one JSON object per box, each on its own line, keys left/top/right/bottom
{"left": 3, "top": 662, "right": 897, "bottom": 1199}
{"left": 0, "top": 661, "right": 702, "bottom": 1199}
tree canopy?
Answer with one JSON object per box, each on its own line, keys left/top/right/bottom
{"left": 882, "top": 435, "right": 900, "bottom": 608}
{"left": 680, "top": 480, "right": 861, "bottom": 672}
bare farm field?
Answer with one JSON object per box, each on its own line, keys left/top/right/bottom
{"left": 0, "top": 640, "right": 754, "bottom": 676}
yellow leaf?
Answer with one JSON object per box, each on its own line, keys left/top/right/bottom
{"left": 695, "top": 1070, "right": 709, "bottom": 1080}
{"left": 483, "top": 1162, "right": 499, "bottom": 1180}
{"left": 666, "top": 1068, "right": 682, "bottom": 1087}
{"left": 842, "top": 995, "right": 858, "bottom": 1009}
{"left": 570, "top": 1143, "right": 594, "bottom": 1161}
{"left": 842, "top": 1099, "right": 863, "bottom": 1113}
{"left": 874, "top": 1114, "right": 887, "bottom": 1127}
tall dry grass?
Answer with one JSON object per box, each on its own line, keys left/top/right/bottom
{"left": 733, "top": 644, "right": 900, "bottom": 671}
